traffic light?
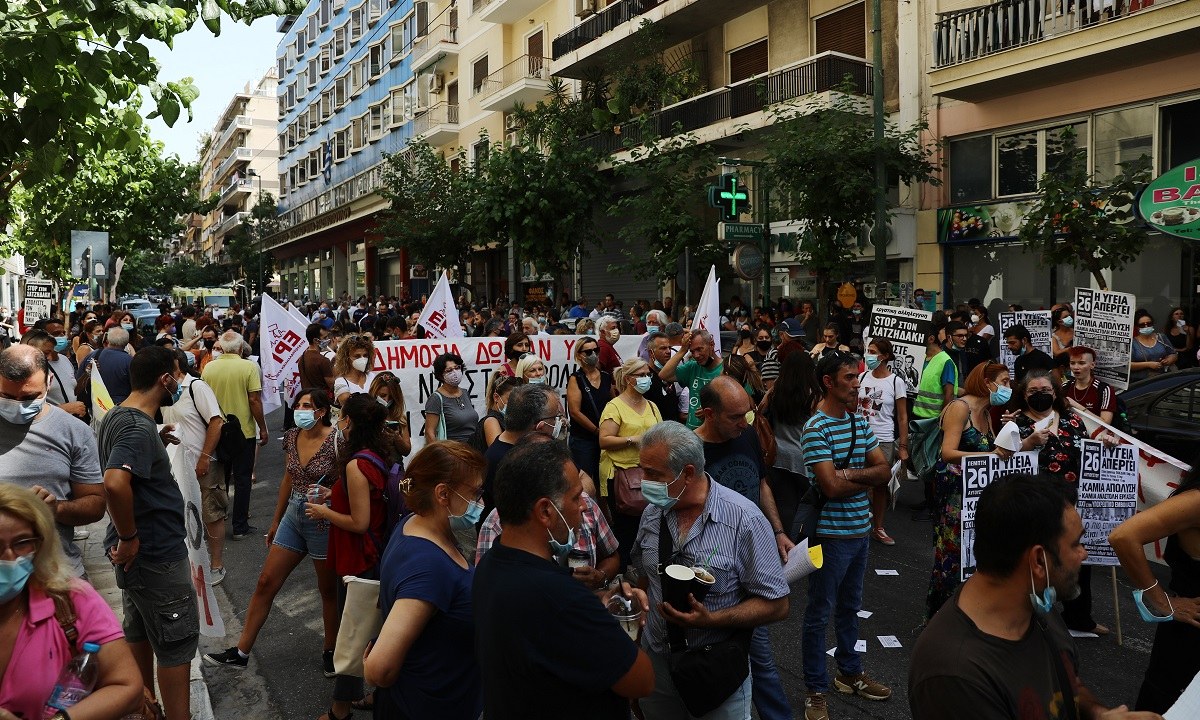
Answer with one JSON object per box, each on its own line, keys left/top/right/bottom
{"left": 707, "top": 173, "right": 751, "bottom": 222}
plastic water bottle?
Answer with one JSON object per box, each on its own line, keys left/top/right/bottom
{"left": 43, "top": 641, "right": 101, "bottom": 718}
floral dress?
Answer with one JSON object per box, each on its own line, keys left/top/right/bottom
{"left": 926, "top": 400, "right": 993, "bottom": 621}
{"left": 1013, "top": 410, "right": 1086, "bottom": 489}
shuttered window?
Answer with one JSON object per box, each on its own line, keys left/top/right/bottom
{"left": 729, "top": 39, "right": 768, "bottom": 84}
{"left": 815, "top": 2, "right": 866, "bottom": 58}
{"left": 472, "top": 56, "right": 489, "bottom": 95}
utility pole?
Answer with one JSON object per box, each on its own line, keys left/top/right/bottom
{"left": 871, "top": 0, "right": 888, "bottom": 299}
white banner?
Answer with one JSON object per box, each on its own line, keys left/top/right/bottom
{"left": 691, "top": 265, "right": 721, "bottom": 356}
{"left": 997, "top": 310, "right": 1052, "bottom": 376}
{"left": 23, "top": 279, "right": 54, "bottom": 324}
{"left": 286, "top": 302, "right": 310, "bottom": 327}
{"left": 259, "top": 294, "right": 308, "bottom": 415}
{"left": 960, "top": 451, "right": 1039, "bottom": 580}
{"left": 1073, "top": 288, "right": 1135, "bottom": 390}
{"left": 867, "top": 304, "right": 934, "bottom": 396}
{"left": 167, "top": 443, "right": 226, "bottom": 637}
{"left": 1077, "top": 439, "right": 1139, "bottom": 567}
{"left": 416, "top": 271, "right": 464, "bottom": 339}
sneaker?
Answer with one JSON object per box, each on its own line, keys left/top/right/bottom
{"left": 872, "top": 527, "right": 896, "bottom": 546}
{"left": 231, "top": 526, "right": 260, "bottom": 541}
{"left": 804, "top": 692, "right": 829, "bottom": 720}
{"left": 209, "top": 567, "right": 227, "bottom": 587}
{"left": 323, "top": 650, "right": 336, "bottom": 678}
{"left": 203, "top": 647, "right": 248, "bottom": 669}
{"left": 833, "top": 671, "right": 892, "bottom": 701}
{"left": 72, "top": 528, "right": 90, "bottom": 541}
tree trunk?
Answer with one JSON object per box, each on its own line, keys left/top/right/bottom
{"left": 1086, "top": 258, "right": 1108, "bottom": 291}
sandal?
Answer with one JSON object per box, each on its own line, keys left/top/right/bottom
{"left": 351, "top": 693, "right": 374, "bottom": 711}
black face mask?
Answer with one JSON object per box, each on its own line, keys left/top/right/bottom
{"left": 756, "top": 340, "right": 772, "bottom": 351}
{"left": 203, "top": 338, "right": 216, "bottom": 349}
{"left": 739, "top": 329, "right": 751, "bottom": 340}
{"left": 1027, "top": 392, "right": 1055, "bottom": 412}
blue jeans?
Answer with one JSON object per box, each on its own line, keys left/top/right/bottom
{"left": 640, "top": 649, "right": 751, "bottom": 720}
{"left": 802, "top": 536, "right": 869, "bottom": 693}
{"left": 750, "top": 626, "right": 792, "bottom": 720}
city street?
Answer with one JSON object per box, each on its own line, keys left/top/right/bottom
{"left": 200, "top": 410, "right": 1168, "bottom": 719}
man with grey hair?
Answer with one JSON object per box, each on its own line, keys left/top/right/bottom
{"left": 633, "top": 421, "right": 790, "bottom": 719}
{"left": 76, "top": 325, "right": 133, "bottom": 404}
{"left": 0, "top": 344, "right": 106, "bottom": 576}
{"left": 659, "top": 328, "right": 723, "bottom": 429}
{"left": 637, "top": 309, "right": 671, "bottom": 363}
{"left": 201, "top": 330, "right": 267, "bottom": 540}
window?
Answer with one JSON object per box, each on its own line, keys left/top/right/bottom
{"left": 320, "top": 48, "right": 331, "bottom": 73}
{"left": 335, "top": 73, "right": 348, "bottom": 106}
{"left": 290, "top": 165, "right": 299, "bottom": 188}
{"left": 320, "top": 0, "right": 332, "bottom": 27}
{"left": 286, "top": 43, "right": 297, "bottom": 69}
{"left": 309, "top": 105, "right": 320, "bottom": 132}
{"left": 472, "top": 55, "right": 489, "bottom": 95}
{"left": 997, "top": 122, "right": 1085, "bottom": 197}
{"left": 286, "top": 84, "right": 296, "bottom": 109}
{"left": 729, "top": 38, "right": 768, "bottom": 84}
{"left": 472, "top": 137, "right": 490, "bottom": 164}
{"left": 369, "top": 104, "right": 383, "bottom": 140}
{"left": 296, "top": 29, "right": 307, "bottom": 53}
{"left": 334, "top": 27, "right": 346, "bottom": 59}
{"left": 389, "top": 89, "right": 406, "bottom": 125}
{"left": 369, "top": 0, "right": 383, "bottom": 23}
{"left": 369, "top": 43, "right": 384, "bottom": 77}
{"left": 277, "top": 57, "right": 286, "bottom": 77}
{"left": 352, "top": 114, "right": 367, "bottom": 150}
{"left": 307, "top": 62, "right": 318, "bottom": 89}
{"left": 814, "top": 2, "right": 866, "bottom": 58}
{"left": 351, "top": 7, "right": 364, "bottom": 41}
{"left": 351, "top": 58, "right": 366, "bottom": 94}
{"left": 334, "top": 128, "right": 349, "bottom": 160}
{"left": 948, "top": 136, "right": 992, "bottom": 203}
{"left": 1152, "top": 381, "right": 1200, "bottom": 423}
{"left": 307, "top": 13, "right": 318, "bottom": 42}
{"left": 308, "top": 151, "right": 320, "bottom": 179}
{"left": 321, "top": 91, "right": 332, "bottom": 119}
{"left": 1094, "top": 106, "right": 1154, "bottom": 183}
{"left": 297, "top": 160, "right": 308, "bottom": 184}
{"left": 389, "top": 22, "right": 406, "bottom": 60}
{"left": 333, "top": 0, "right": 345, "bottom": 14}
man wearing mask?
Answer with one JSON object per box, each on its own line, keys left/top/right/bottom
{"left": 0, "top": 344, "right": 106, "bottom": 576}
{"left": 637, "top": 309, "right": 669, "bottom": 363}
{"left": 1004, "top": 324, "right": 1055, "bottom": 383}
{"left": 28, "top": 320, "right": 87, "bottom": 418}
{"left": 660, "top": 329, "right": 723, "bottom": 429}
{"left": 76, "top": 326, "right": 133, "bottom": 404}
{"left": 633, "top": 421, "right": 790, "bottom": 719}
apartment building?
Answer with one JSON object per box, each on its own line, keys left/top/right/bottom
{"left": 197, "top": 70, "right": 280, "bottom": 265}
{"left": 923, "top": 0, "right": 1200, "bottom": 318}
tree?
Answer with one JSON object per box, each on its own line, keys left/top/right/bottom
{"left": 225, "top": 192, "right": 282, "bottom": 297}
{"left": 0, "top": 0, "right": 304, "bottom": 222}
{"left": 377, "top": 140, "right": 479, "bottom": 282}
{"left": 1017, "top": 130, "right": 1151, "bottom": 291}
{"left": 764, "top": 85, "right": 939, "bottom": 316}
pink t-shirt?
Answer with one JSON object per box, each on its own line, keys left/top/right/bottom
{"left": 0, "top": 581, "right": 124, "bottom": 719}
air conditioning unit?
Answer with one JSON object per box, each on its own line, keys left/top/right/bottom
{"left": 426, "top": 72, "right": 444, "bottom": 93}
{"left": 575, "top": 0, "right": 595, "bottom": 18}
{"left": 504, "top": 113, "right": 522, "bottom": 132}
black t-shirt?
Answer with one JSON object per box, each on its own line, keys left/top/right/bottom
{"left": 98, "top": 406, "right": 187, "bottom": 562}
{"left": 1014, "top": 349, "right": 1056, "bottom": 383}
{"left": 473, "top": 542, "right": 638, "bottom": 720}
{"left": 481, "top": 439, "right": 515, "bottom": 523}
{"left": 646, "top": 375, "right": 680, "bottom": 425}
{"left": 909, "top": 588, "right": 1080, "bottom": 720}
{"left": 703, "top": 427, "right": 766, "bottom": 505}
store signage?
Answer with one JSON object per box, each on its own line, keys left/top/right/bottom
{"left": 731, "top": 243, "right": 764, "bottom": 280}
{"left": 1139, "top": 158, "right": 1200, "bottom": 240}
{"left": 719, "top": 222, "right": 764, "bottom": 241}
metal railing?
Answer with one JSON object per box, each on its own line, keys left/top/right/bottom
{"left": 933, "top": 0, "right": 1178, "bottom": 68}
{"left": 476, "top": 55, "right": 551, "bottom": 102}
{"left": 215, "top": 211, "right": 250, "bottom": 237}
{"left": 215, "top": 147, "right": 254, "bottom": 181}
{"left": 576, "top": 52, "right": 871, "bottom": 155}
{"left": 218, "top": 177, "right": 256, "bottom": 206}
{"left": 552, "top": 0, "right": 662, "bottom": 59}
{"left": 413, "top": 102, "right": 460, "bottom": 136}
{"left": 412, "top": 23, "right": 458, "bottom": 63}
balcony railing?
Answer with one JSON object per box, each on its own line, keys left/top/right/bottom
{"left": 576, "top": 52, "right": 871, "bottom": 155}
{"left": 934, "top": 0, "right": 1178, "bottom": 68}
{"left": 552, "top": 0, "right": 661, "bottom": 59}
{"left": 215, "top": 147, "right": 254, "bottom": 181}
{"left": 476, "top": 55, "right": 550, "bottom": 102}
{"left": 215, "top": 211, "right": 250, "bottom": 236}
{"left": 218, "top": 177, "right": 256, "bottom": 206}
{"left": 412, "top": 23, "right": 458, "bottom": 66}
{"left": 413, "top": 102, "right": 460, "bottom": 135}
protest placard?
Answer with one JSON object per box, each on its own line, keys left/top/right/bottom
{"left": 998, "top": 310, "right": 1052, "bottom": 376}
{"left": 1073, "top": 288, "right": 1135, "bottom": 390}
{"left": 22, "top": 279, "right": 54, "bottom": 324}
{"left": 868, "top": 305, "right": 934, "bottom": 396}
{"left": 1076, "top": 439, "right": 1139, "bottom": 566}
{"left": 960, "top": 451, "right": 1039, "bottom": 580}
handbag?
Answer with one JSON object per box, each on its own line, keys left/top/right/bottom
{"left": 435, "top": 392, "right": 448, "bottom": 441}
{"left": 332, "top": 576, "right": 384, "bottom": 677}
{"left": 789, "top": 415, "right": 857, "bottom": 544}
{"left": 613, "top": 465, "right": 649, "bottom": 516}
{"left": 658, "top": 513, "right": 751, "bottom": 716}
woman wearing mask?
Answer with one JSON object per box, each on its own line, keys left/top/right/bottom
{"left": 968, "top": 306, "right": 995, "bottom": 341}
{"left": 857, "top": 339, "right": 908, "bottom": 546}
{"left": 566, "top": 336, "right": 613, "bottom": 489}
{"left": 423, "top": 352, "right": 479, "bottom": 444}
{"left": 1051, "top": 306, "right": 1075, "bottom": 359}
{"left": 71, "top": 312, "right": 99, "bottom": 355}
{"left": 369, "top": 372, "right": 411, "bottom": 460}
{"left": 204, "top": 390, "right": 341, "bottom": 677}
{"left": 925, "top": 361, "right": 1015, "bottom": 620}
{"left": 106, "top": 311, "right": 139, "bottom": 354}
{"left": 1130, "top": 309, "right": 1178, "bottom": 382}
{"left": 497, "top": 333, "right": 531, "bottom": 377}
{"left": 0, "top": 484, "right": 143, "bottom": 719}
{"left": 749, "top": 328, "right": 773, "bottom": 367}
{"left": 364, "top": 442, "right": 487, "bottom": 720}
{"left": 75, "top": 318, "right": 105, "bottom": 365}
{"left": 514, "top": 354, "right": 548, "bottom": 384}
{"left": 306, "top": 394, "right": 392, "bottom": 720}
{"left": 474, "top": 374, "right": 519, "bottom": 451}
{"left": 596, "top": 316, "right": 623, "bottom": 373}
{"left": 332, "top": 334, "right": 375, "bottom": 406}
{"left": 1164, "top": 307, "right": 1194, "bottom": 370}
{"left": 731, "top": 323, "right": 757, "bottom": 358}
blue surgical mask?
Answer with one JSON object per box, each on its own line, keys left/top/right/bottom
{"left": 1139, "top": 326, "right": 1155, "bottom": 337}
{"left": 121, "top": 322, "right": 134, "bottom": 331}
{"left": 989, "top": 385, "right": 1012, "bottom": 406}
{"left": 528, "top": 376, "right": 546, "bottom": 385}
{"left": 547, "top": 502, "right": 576, "bottom": 564}
{"left": 1132, "top": 583, "right": 1174, "bottom": 623}
{"left": 647, "top": 325, "right": 660, "bottom": 334}
{"left": 653, "top": 359, "right": 664, "bottom": 370}
{"left": 1029, "top": 550, "right": 1057, "bottom": 616}
{"left": 864, "top": 353, "right": 881, "bottom": 370}
{"left": 641, "top": 470, "right": 685, "bottom": 511}
{"left": 635, "top": 376, "right": 653, "bottom": 394}
{"left": 1062, "top": 316, "right": 1074, "bottom": 328}
{"left": 53, "top": 336, "right": 69, "bottom": 353}
{"left": 295, "top": 410, "right": 317, "bottom": 429}
{"left": 450, "top": 490, "right": 484, "bottom": 532}
{"left": 0, "top": 554, "right": 35, "bottom": 603}
{"left": 0, "top": 396, "right": 43, "bottom": 425}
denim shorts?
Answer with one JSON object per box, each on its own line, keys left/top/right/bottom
{"left": 273, "top": 492, "right": 330, "bottom": 560}
{"left": 114, "top": 558, "right": 199, "bottom": 667}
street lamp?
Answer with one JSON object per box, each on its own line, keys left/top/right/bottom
{"left": 247, "top": 169, "right": 262, "bottom": 300}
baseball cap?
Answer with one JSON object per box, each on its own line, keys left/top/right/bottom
{"left": 780, "top": 317, "right": 803, "bottom": 336}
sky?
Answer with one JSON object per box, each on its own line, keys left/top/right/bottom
{"left": 143, "top": 15, "right": 282, "bottom": 163}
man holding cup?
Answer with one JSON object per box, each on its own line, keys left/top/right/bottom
{"left": 633, "top": 422, "right": 790, "bottom": 720}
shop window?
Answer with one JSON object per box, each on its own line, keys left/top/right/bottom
{"left": 997, "top": 130, "right": 1038, "bottom": 196}
{"left": 814, "top": 3, "right": 865, "bottom": 58}
{"left": 729, "top": 39, "right": 768, "bottom": 84}
{"left": 1093, "top": 105, "right": 1154, "bottom": 183}
{"left": 948, "top": 136, "right": 992, "bottom": 203}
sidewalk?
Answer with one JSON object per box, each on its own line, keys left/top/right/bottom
{"left": 78, "top": 520, "right": 216, "bottom": 720}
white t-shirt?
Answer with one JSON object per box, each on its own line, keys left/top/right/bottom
{"left": 857, "top": 371, "right": 905, "bottom": 442}
{"left": 974, "top": 323, "right": 995, "bottom": 339}
{"left": 46, "top": 354, "right": 77, "bottom": 405}
{"left": 333, "top": 374, "right": 373, "bottom": 400}
{"left": 162, "top": 376, "right": 224, "bottom": 453}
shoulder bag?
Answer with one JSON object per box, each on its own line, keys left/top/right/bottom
{"left": 189, "top": 381, "right": 243, "bottom": 464}
{"left": 908, "top": 398, "right": 964, "bottom": 481}
{"left": 612, "top": 401, "right": 661, "bottom": 517}
{"left": 789, "top": 413, "right": 857, "bottom": 544}
{"left": 434, "top": 392, "right": 448, "bottom": 440}
{"left": 332, "top": 576, "right": 383, "bottom": 677}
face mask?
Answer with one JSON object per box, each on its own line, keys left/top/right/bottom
{"left": 970, "top": 314, "right": 980, "bottom": 324}
{"left": 443, "top": 369, "right": 463, "bottom": 387}
{"left": 1062, "top": 316, "right": 1074, "bottom": 328}
{"left": 0, "top": 554, "right": 35, "bottom": 603}
{"left": 0, "top": 396, "right": 44, "bottom": 425}
{"left": 352, "top": 357, "right": 370, "bottom": 372}
{"left": 738, "top": 329, "right": 751, "bottom": 339}
{"left": 1177, "top": 319, "right": 1187, "bottom": 329}
{"left": 989, "top": 385, "right": 1012, "bottom": 406}
{"left": 91, "top": 334, "right": 103, "bottom": 345}
{"left": 211, "top": 350, "right": 222, "bottom": 358}
{"left": 53, "top": 336, "right": 69, "bottom": 353}
{"left": 497, "top": 403, "right": 507, "bottom": 418}
{"left": 647, "top": 325, "right": 659, "bottom": 334}
{"left": 1012, "top": 345, "right": 1025, "bottom": 356}
{"left": 864, "top": 353, "right": 881, "bottom": 370}
{"left": 546, "top": 502, "right": 576, "bottom": 564}
{"left": 608, "top": 329, "right": 620, "bottom": 342}
{"left": 1139, "top": 326, "right": 1155, "bottom": 336}
{"left": 449, "top": 491, "right": 485, "bottom": 532}
{"left": 641, "top": 470, "right": 684, "bottom": 510}
{"left": 528, "top": 376, "right": 546, "bottom": 385}
{"left": 186, "top": 352, "right": 196, "bottom": 368}
{"left": 852, "top": 309, "right": 862, "bottom": 316}
{"left": 1132, "top": 582, "right": 1174, "bottom": 623}
{"left": 121, "top": 322, "right": 134, "bottom": 331}
{"left": 295, "top": 410, "right": 318, "bottom": 429}
{"left": 376, "top": 396, "right": 391, "bottom": 408}
{"left": 541, "top": 416, "right": 565, "bottom": 440}
{"left": 1028, "top": 549, "right": 1057, "bottom": 616}
{"left": 336, "top": 421, "right": 349, "bottom": 441}
{"left": 1027, "top": 392, "right": 1054, "bottom": 413}
{"left": 756, "top": 340, "right": 772, "bottom": 352}
{"left": 319, "top": 339, "right": 331, "bottom": 350}
{"left": 163, "top": 377, "right": 182, "bottom": 407}
{"left": 634, "top": 376, "right": 653, "bottom": 394}
{"left": 203, "top": 338, "right": 216, "bottom": 349}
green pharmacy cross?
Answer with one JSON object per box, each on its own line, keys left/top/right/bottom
{"left": 708, "top": 173, "right": 751, "bottom": 222}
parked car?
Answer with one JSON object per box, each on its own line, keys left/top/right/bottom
{"left": 1118, "top": 368, "right": 1200, "bottom": 463}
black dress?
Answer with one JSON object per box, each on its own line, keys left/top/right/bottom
{"left": 1136, "top": 535, "right": 1200, "bottom": 713}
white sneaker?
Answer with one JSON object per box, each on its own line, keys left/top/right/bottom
{"left": 210, "top": 567, "right": 227, "bottom": 586}
{"left": 73, "top": 528, "right": 90, "bottom": 541}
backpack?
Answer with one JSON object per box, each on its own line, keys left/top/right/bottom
{"left": 352, "top": 450, "right": 407, "bottom": 539}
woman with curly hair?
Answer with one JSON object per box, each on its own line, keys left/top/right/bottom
{"left": 332, "top": 333, "right": 375, "bottom": 406}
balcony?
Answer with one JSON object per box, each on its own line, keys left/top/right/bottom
{"left": 218, "top": 177, "right": 256, "bottom": 209}
{"left": 476, "top": 0, "right": 544, "bottom": 26}
{"left": 930, "top": 0, "right": 1199, "bottom": 101}
{"left": 209, "top": 115, "right": 254, "bottom": 165}
{"left": 551, "top": 0, "right": 771, "bottom": 78}
{"left": 476, "top": 56, "right": 552, "bottom": 112}
{"left": 413, "top": 102, "right": 460, "bottom": 146}
{"left": 411, "top": 23, "right": 459, "bottom": 72}
{"left": 576, "top": 52, "right": 872, "bottom": 156}
{"left": 215, "top": 147, "right": 254, "bottom": 182}
{"left": 214, "top": 211, "right": 251, "bottom": 237}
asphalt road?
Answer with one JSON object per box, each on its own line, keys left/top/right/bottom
{"left": 201, "top": 410, "right": 1167, "bottom": 719}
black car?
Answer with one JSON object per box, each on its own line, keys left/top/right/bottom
{"left": 1118, "top": 368, "right": 1200, "bottom": 462}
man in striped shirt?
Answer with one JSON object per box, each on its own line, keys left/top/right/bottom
{"left": 801, "top": 352, "right": 893, "bottom": 720}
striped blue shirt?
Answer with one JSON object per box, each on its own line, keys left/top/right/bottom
{"left": 632, "top": 478, "right": 789, "bottom": 655}
{"left": 803, "top": 410, "right": 879, "bottom": 538}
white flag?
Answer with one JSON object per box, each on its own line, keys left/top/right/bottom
{"left": 259, "top": 294, "right": 309, "bottom": 415}
{"left": 417, "top": 271, "right": 464, "bottom": 338}
{"left": 691, "top": 265, "right": 722, "bottom": 356}
{"left": 286, "top": 302, "right": 310, "bottom": 327}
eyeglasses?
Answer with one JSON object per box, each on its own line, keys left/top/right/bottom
{"left": 453, "top": 486, "right": 485, "bottom": 504}
{"left": 0, "top": 537, "right": 41, "bottom": 558}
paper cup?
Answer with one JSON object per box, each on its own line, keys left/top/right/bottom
{"left": 662, "top": 564, "right": 697, "bottom": 612}
{"left": 607, "top": 596, "right": 643, "bottom": 641}
{"left": 690, "top": 566, "right": 715, "bottom": 603}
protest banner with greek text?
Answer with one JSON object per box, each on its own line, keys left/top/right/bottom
{"left": 1073, "top": 288, "right": 1135, "bottom": 390}
{"left": 998, "top": 311, "right": 1052, "bottom": 376}
{"left": 22, "top": 279, "right": 54, "bottom": 324}
{"left": 960, "top": 451, "right": 1039, "bottom": 580}
{"left": 1077, "top": 439, "right": 1139, "bottom": 567}
{"left": 868, "top": 305, "right": 934, "bottom": 396}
